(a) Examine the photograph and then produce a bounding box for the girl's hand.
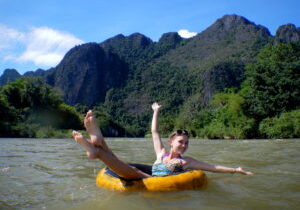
[152,102,162,112]
[235,167,254,175]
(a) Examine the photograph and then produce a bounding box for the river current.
[0,138,299,209]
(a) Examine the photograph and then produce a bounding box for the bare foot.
[84,110,104,147]
[72,130,100,159]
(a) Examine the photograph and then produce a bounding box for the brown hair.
[168,130,190,143]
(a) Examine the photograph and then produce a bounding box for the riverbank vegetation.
[0,77,83,138]
[0,78,129,138]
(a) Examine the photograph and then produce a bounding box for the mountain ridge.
[1,14,298,80]
[1,14,299,112]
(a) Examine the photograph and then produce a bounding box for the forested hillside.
[1,14,299,138]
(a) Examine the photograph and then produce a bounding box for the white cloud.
[0,24,25,50]
[178,29,197,38]
[0,25,84,67]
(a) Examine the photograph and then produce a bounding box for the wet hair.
[168,130,190,143]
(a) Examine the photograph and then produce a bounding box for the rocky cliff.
[0,69,21,86]
[48,43,129,105]
[1,14,299,110]
[275,24,300,44]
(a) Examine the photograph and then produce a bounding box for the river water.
[0,138,299,210]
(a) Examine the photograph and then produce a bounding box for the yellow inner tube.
[96,167,207,192]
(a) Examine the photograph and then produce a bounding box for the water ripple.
[0,138,299,210]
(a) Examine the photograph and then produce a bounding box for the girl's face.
[169,135,189,155]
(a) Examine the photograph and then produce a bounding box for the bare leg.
[84,110,117,158]
[72,131,150,179]
[84,110,114,155]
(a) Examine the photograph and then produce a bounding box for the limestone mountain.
[275,24,300,44]
[23,69,46,77]
[0,69,21,86]
[99,32,183,71]
[1,14,299,135]
[161,15,271,70]
[48,43,129,105]
[143,15,272,105]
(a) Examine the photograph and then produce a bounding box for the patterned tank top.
[152,153,184,176]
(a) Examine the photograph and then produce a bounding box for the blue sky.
[0,0,299,75]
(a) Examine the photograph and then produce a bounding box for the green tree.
[0,94,18,136]
[93,106,127,137]
[241,42,300,120]
[0,77,83,137]
[259,109,300,138]
[55,104,83,129]
[200,91,255,139]
[2,77,62,109]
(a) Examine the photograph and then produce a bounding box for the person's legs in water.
[72,130,150,179]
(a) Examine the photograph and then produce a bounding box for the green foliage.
[242,42,300,120]
[2,77,62,109]
[9,123,37,138]
[158,115,176,137]
[100,42,299,139]
[0,94,17,121]
[56,104,82,129]
[0,77,83,137]
[1,27,298,139]
[102,60,203,137]
[35,127,73,138]
[259,109,300,138]
[74,103,89,114]
[199,92,255,139]
[96,21,270,137]
[10,17,270,138]
[92,106,128,137]
[174,93,214,137]
[207,61,246,92]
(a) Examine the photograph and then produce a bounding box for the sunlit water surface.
[0,138,299,210]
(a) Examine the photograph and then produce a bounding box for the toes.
[72,130,78,137]
[72,130,84,142]
[84,110,92,122]
[85,116,94,127]
[72,130,80,137]
[86,110,93,118]
[89,116,95,124]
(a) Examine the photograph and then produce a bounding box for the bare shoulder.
[155,148,167,159]
[161,148,167,155]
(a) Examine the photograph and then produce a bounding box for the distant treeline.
[0,42,299,139]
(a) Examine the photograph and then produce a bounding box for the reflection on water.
[0,138,300,209]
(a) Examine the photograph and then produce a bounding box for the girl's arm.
[184,157,253,175]
[151,102,166,157]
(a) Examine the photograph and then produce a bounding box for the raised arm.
[151,102,166,156]
[184,157,253,175]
